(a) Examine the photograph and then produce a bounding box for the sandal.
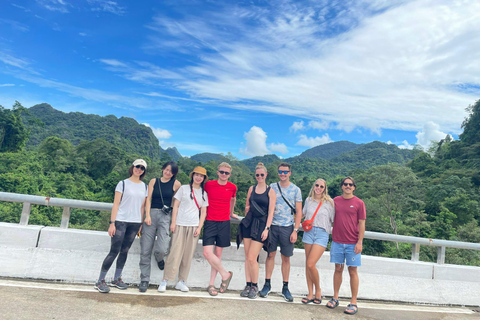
[326,298,339,309]
[207,285,218,296]
[344,304,358,315]
[301,297,314,304]
[219,271,233,293]
[313,298,322,305]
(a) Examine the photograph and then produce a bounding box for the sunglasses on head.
[343,182,354,187]
[315,184,325,189]
[256,173,265,177]
[135,165,145,171]
[218,170,231,175]
[278,170,290,174]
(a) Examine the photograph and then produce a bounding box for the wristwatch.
[294,228,298,232]
[109,221,115,224]
[265,226,271,230]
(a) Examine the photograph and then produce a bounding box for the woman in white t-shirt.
[94,159,148,293]
[158,166,209,293]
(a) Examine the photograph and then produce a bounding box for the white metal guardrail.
[1,191,479,264]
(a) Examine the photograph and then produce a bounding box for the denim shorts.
[329,241,361,267]
[302,227,329,248]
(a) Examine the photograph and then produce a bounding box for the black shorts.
[266,225,294,257]
[202,220,231,248]
[241,219,267,244]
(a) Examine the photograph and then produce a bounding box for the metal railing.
[1,191,479,264]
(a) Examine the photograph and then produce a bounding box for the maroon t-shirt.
[332,196,366,244]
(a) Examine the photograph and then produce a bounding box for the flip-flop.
[301,297,314,304]
[313,298,322,305]
[326,298,339,309]
[344,304,358,315]
[219,271,233,293]
[207,285,218,296]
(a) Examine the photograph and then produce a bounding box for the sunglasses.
[278,170,290,174]
[218,170,231,175]
[135,165,145,171]
[343,182,354,187]
[256,173,265,177]
[315,184,325,189]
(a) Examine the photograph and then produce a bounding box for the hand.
[290,231,297,244]
[231,213,239,220]
[354,242,363,254]
[144,216,151,226]
[170,224,176,233]
[194,227,201,237]
[108,224,116,237]
[261,229,269,241]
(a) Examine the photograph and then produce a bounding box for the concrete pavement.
[0,278,478,320]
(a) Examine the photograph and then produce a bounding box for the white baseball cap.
[133,159,147,169]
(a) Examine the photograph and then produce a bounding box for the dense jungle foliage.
[1,100,479,266]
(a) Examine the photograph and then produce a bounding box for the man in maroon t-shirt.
[202,162,238,296]
[326,176,366,315]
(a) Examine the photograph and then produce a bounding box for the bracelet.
[109,221,115,224]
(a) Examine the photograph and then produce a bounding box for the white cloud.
[144,1,480,135]
[397,140,414,150]
[269,143,288,154]
[240,126,270,156]
[415,121,449,150]
[0,84,15,87]
[290,120,305,132]
[87,0,126,15]
[296,134,333,147]
[308,120,330,131]
[142,123,172,139]
[79,32,87,37]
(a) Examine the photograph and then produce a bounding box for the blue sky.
[1,0,479,158]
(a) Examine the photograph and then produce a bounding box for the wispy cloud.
[142,0,480,135]
[296,133,333,147]
[99,59,183,84]
[87,0,126,15]
[0,84,15,87]
[36,0,70,13]
[0,19,29,32]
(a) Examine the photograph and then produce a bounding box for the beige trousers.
[163,225,199,281]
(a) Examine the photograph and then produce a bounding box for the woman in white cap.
[158,166,209,293]
[94,159,148,293]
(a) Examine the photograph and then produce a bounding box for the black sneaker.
[259,282,271,298]
[94,279,110,293]
[248,286,259,299]
[139,281,149,292]
[240,285,250,297]
[158,260,165,270]
[110,277,128,290]
[282,286,294,302]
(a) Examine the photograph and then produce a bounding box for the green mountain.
[22,103,163,160]
[241,154,281,171]
[297,140,360,160]
[190,152,229,163]
[164,147,182,161]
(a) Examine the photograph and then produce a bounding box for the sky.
[1,0,480,158]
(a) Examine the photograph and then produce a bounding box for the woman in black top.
[239,162,276,299]
[139,161,181,292]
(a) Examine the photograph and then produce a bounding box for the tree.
[460,99,480,145]
[0,101,29,152]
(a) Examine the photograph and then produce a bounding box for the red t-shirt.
[332,196,366,244]
[204,180,237,221]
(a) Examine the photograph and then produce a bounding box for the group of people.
[94,159,366,316]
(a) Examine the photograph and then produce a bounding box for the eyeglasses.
[218,171,231,175]
[135,165,145,171]
[315,184,325,189]
[278,170,290,174]
[256,173,265,177]
[343,182,354,187]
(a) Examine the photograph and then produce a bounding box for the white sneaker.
[158,280,167,292]
[175,280,189,292]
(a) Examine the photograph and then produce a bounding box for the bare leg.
[333,263,344,299]
[281,254,290,282]
[264,251,276,279]
[348,266,359,306]
[246,241,264,283]
[203,245,230,287]
[306,244,326,299]
[304,243,314,299]
[243,239,252,283]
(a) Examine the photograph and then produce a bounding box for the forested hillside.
[1,100,479,266]
[297,140,360,159]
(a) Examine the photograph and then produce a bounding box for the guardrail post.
[60,207,71,229]
[19,202,31,225]
[411,243,420,261]
[437,246,446,264]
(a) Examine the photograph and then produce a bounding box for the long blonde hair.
[307,178,334,206]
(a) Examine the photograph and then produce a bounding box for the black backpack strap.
[277,182,295,215]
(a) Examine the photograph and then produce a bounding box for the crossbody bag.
[276,182,296,215]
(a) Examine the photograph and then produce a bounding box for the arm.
[170,180,182,209]
[355,219,366,254]
[261,188,276,241]
[144,179,156,226]
[139,194,146,235]
[244,186,253,215]
[195,205,207,237]
[170,199,181,234]
[290,200,303,243]
[108,191,122,237]
[230,196,238,220]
